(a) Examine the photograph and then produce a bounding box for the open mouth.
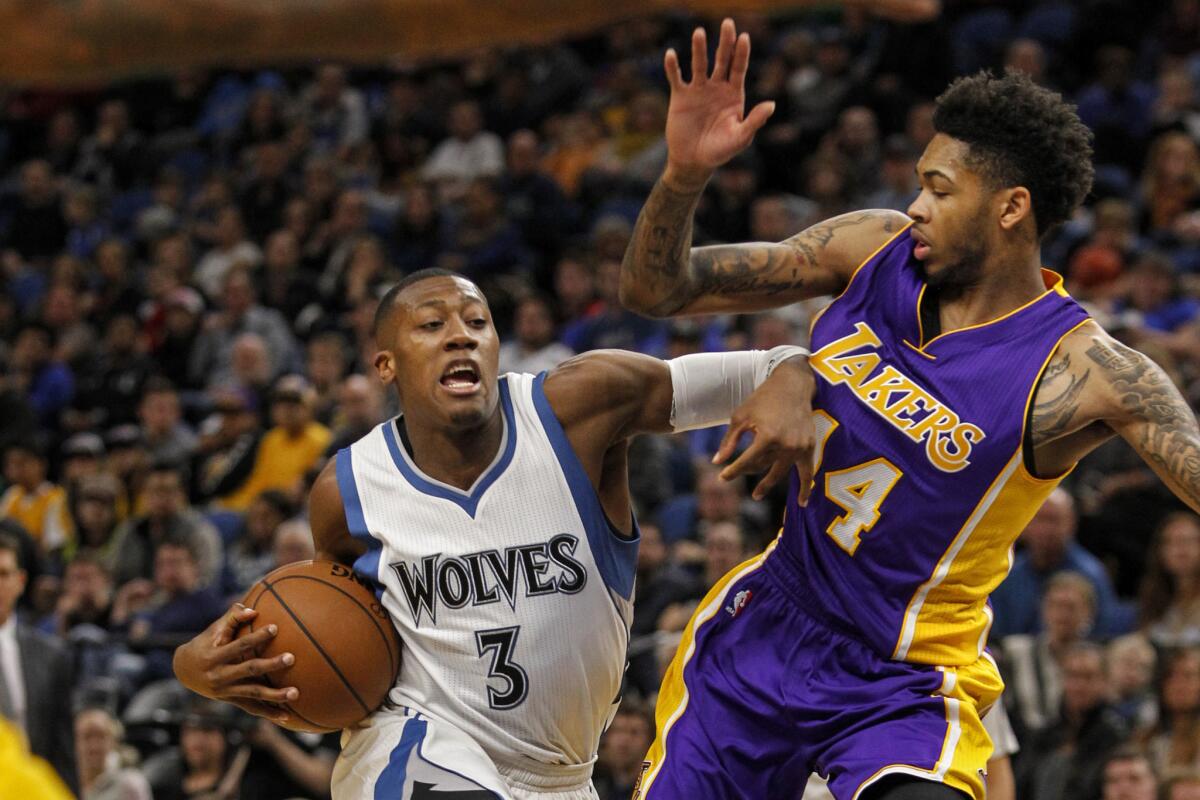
[910,230,931,261]
[440,361,481,395]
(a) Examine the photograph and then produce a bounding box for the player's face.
[907,134,994,294]
[375,277,501,432]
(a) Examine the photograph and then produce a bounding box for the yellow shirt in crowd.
[218,422,332,511]
[0,483,73,551]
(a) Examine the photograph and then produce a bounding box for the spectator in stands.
[499,293,574,375]
[1101,749,1158,800]
[71,473,124,565]
[1143,648,1200,774]
[6,159,67,262]
[112,534,225,685]
[991,489,1130,639]
[194,386,264,506]
[59,433,107,492]
[0,531,75,788]
[154,286,206,391]
[74,705,152,800]
[238,715,337,800]
[436,177,528,278]
[1002,572,1098,736]
[305,331,349,426]
[151,699,244,800]
[326,373,384,455]
[138,378,197,468]
[111,462,222,588]
[1166,772,1200,800]
[226,490,295,594]
[1140,131,1200,238]
[40,553,114,637]
[502,128,577,267]
[190,266,299,389]
[72,100,146,194]
[271,518,315,568]
[593,702,654,800]
[68,314,154,432]
[1016,642,1129,800]
[213,374,330,510]
[422,99,505,199]
[194,205,262,300]
[4,323,74,431]
[1142,512,1200,648]
[258,229,318,328]
[866,134,920,212]
[300,64,369,158]
[1,438,72,558]
[1108,633,1159,731]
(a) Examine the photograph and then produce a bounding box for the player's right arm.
[618,18,909,318]
[173,460,361,724]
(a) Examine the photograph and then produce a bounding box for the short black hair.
[933,71,1094,237]
[373,268,469,336]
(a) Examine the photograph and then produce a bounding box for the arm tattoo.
[1030,352,1091,446]
[623,173,900,315]
[1086,337,1200,508]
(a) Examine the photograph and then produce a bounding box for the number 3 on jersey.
[475,626,529,710]
[810,411,902,555]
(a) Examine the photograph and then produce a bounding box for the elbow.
[618,278,654,317]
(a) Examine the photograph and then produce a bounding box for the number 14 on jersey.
[810,411,902,555]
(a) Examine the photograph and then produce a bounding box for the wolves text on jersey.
[810,321,986,473]
[389,533,588,626]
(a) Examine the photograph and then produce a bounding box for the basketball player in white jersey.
[174,269,816,799]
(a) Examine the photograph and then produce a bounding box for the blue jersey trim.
[372,716,425,799]
[336,447,384,600]
[381,377,517,519]
[530,371,638,600]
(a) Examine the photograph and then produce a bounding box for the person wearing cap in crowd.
[69,472,125,566]
[0,438,73,559]
[60,432,107,488]
[104,424,151,518]
[210,375,330,511]
[110,461,223,589]
[194,385,264,508]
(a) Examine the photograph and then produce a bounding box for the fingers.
[218,623,277,661]
[730,32,751,87]
[711,18,736,81]
[690,27,707,84]
[796,459,814,507]
[740,101,777,135]
[718,436,767,483]
[212,649,295,686]
[212,604,256,647]
[229,699,293,726]
[752,460,792,502]
[221,679,299,705]
[664,48,684,91]
[712,420,750,466]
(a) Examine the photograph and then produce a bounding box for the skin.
[174,274,815,724]
[621,17,1200,494]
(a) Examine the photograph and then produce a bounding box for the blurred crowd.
[2,1,1200,798]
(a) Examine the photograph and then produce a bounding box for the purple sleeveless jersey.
[774,224,1091,666]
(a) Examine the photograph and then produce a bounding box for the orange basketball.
[238,560,402,733]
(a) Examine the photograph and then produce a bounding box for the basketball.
[237,560,402,733]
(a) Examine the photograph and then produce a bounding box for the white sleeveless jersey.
[334,372,637,774]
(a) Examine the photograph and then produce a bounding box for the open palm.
[664,19,775,176]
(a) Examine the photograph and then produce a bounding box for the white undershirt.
[0,614,27,735]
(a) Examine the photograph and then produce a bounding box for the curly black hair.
[933,71,1094,237]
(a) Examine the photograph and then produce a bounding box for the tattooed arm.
[619,18,910,317]
[1029,322,1200,511]
[620,186,909,317]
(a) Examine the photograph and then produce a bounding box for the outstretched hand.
[663,18,776,187]
[172,603,299,726]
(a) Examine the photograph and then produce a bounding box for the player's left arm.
[1044,326,1200,513]
[543,347,816,500]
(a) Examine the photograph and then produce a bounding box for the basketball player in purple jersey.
[621,19,1200,800]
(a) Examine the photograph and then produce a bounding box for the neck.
[80,761,105,788]
[936,248,1046,333]
[402,408,504,492]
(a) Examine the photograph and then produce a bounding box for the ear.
[374,349,396,384]
[998,186,1034,232]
